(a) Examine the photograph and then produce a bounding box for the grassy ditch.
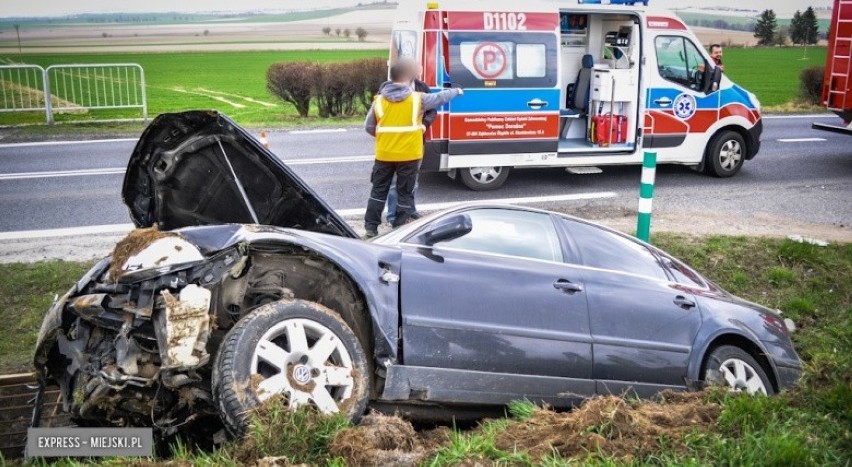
[2,234,849,465]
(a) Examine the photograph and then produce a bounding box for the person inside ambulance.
[363,63,463,238]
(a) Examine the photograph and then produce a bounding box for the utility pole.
[14,24,21,53]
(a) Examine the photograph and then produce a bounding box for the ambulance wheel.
[704,131,745,177]
[459,166,511,191]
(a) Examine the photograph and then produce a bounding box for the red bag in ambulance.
[590,114,628,147]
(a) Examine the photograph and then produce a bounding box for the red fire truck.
[814,0,852,134]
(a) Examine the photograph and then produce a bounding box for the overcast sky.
[0,0,832,18]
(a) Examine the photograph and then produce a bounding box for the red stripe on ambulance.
[450,113,560,140]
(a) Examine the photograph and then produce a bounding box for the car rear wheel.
[459,166,511,191]
[704,130,746,177]
[704,345,774,395]
[213,299,370,437]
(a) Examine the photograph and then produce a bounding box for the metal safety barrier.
[0,64,50,122]
[0,63,147,124]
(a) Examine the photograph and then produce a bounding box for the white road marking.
[0,192,618,240]
[762,114,836,119]
[0,156,375,180]
[287,155,373,165]
[0,167,126,181]
[289,129,348,134]
[0,223,136,241]
[0,138,138,148]
[777,138,827,143]
[336,192,619,216]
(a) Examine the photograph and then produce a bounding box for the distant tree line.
[754,7,820,46]
[321,26,369,41]
[681,18,755,33]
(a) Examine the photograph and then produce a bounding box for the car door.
[559,218,702,396]
[445,12,561,159]
[645,34,719,152]
[398,208,593,392]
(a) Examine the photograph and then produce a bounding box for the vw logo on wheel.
[292,364,312,384]
[673,93,697,120]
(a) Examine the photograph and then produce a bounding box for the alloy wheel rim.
[719,140,742,171]
[251,318,355,413]
[719,357,767,395]
[469,166,501,184]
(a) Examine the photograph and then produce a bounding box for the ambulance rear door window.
[449,32,556,88]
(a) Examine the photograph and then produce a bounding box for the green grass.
[1,234,849,464]
[723,47,826,107]
[0,50,385,126]
[0,261,93,373]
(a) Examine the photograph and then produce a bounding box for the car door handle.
[553,279,583,294]
[654,97,672,107]
[673,295,696,309]
[527,98,548,110]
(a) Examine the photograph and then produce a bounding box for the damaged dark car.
[33,111,802,442]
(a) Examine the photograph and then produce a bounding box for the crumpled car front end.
[33,229,247,439]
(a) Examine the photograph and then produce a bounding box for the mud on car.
[33,111,801,442]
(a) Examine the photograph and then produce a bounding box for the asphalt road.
[0,115,849,234]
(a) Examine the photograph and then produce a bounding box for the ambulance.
[390,1,763,190]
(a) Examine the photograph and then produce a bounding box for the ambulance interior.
[558,12,641,154]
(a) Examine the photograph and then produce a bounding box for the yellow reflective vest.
[374,92,425,162]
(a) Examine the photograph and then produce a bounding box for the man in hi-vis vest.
[363,63,462,238]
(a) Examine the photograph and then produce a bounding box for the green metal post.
[636,151,657,242]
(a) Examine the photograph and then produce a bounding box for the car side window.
[435,209,564,262]
[655,36,708,90]
[562,218,668,280]
[658,252,706,288]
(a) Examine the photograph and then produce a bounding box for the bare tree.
[355,27,368,42]
[322,26,331,36]
[343,28,351,39]
[335,28,341,37]
[203,29,210,36]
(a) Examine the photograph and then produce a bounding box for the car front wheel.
[704,345,774,395]
[213,299,370,437]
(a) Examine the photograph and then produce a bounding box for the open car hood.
[123,111,357,238]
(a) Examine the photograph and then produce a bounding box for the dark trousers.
[365,159,419,231]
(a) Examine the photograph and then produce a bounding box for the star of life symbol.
[673,93,697,119]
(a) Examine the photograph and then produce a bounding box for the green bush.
[266,58,387,118]
[799,66,824,105]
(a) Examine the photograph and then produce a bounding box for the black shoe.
[363,229,378,240]
[410,211,422,220]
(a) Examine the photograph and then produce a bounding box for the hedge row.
[266,58,387,118]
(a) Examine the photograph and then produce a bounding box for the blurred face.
[711,46,723,63]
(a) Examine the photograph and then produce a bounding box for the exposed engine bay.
[34,228,369,443]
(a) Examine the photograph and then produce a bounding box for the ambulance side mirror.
[703,67,722,94]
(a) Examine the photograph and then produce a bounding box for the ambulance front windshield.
[391,30,419,62]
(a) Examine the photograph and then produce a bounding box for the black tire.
[703,345,775,395]
[703,130,746,177]
[212,299,370,437]
[458,166,511,191]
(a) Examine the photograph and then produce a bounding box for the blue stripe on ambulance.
[445,88,562,113]
[646,85,755,111]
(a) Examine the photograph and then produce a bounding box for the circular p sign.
[472,42,508,79]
